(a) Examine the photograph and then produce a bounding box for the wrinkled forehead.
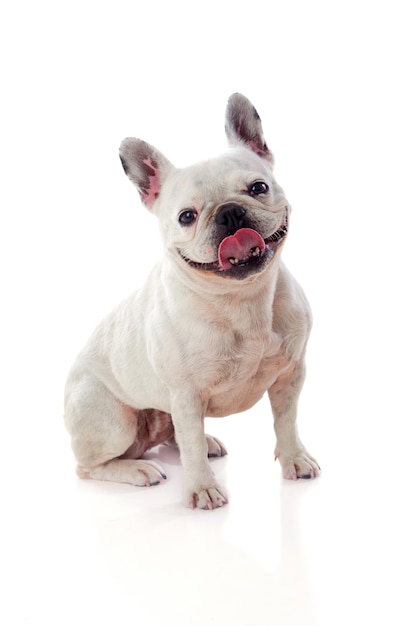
[161,148,273,210]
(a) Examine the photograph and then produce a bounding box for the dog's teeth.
[228,257,239,265]
[251,247,261,257]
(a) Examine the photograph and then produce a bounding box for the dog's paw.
[205,434,228,458]
[131,460,168,486]
[77,458,167,487]
[276,449,320,481]
[185,481,229,510]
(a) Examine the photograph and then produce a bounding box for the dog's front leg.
[268,361,320,480]
[170,394,228,509]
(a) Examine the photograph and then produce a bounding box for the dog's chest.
[205,332,290,417]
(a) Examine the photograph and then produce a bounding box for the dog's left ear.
[225,93,274,165]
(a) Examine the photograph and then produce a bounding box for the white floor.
[2,2,411,625]
[2,333,411,626]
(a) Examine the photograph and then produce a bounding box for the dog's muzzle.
[179,207,289,278]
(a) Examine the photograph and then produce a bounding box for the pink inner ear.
[246,139,268,158]
[234,113,270,159]
[140,157,162,208]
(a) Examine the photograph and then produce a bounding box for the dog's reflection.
[81,469,319,625]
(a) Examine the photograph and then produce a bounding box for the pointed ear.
[225,93,274,164]
[119,138,174,210]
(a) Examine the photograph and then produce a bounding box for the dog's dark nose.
[215,205,246,233]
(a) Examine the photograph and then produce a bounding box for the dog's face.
[120,94,289,280]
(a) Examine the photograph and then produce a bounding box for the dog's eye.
[178,210,198,226]
[249,181,269,195]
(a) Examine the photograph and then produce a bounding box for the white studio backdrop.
[2,0,409,433]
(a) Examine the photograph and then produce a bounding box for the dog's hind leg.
[64,373,167,486]
[205,434,227,458]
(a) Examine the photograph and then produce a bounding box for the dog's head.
[120,94,289,281]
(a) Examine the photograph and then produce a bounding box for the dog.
[64,93,320,509]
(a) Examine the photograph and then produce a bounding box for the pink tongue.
[218,228,265,270]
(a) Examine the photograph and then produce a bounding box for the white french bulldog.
[64,93,319,509]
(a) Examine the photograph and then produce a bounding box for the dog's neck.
[164,251,282,324]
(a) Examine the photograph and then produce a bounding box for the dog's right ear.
[225,93,274,165]
[119,138,174,211]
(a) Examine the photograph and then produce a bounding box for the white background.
[1,1,410,625]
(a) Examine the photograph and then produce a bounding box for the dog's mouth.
[179,208,288,277]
